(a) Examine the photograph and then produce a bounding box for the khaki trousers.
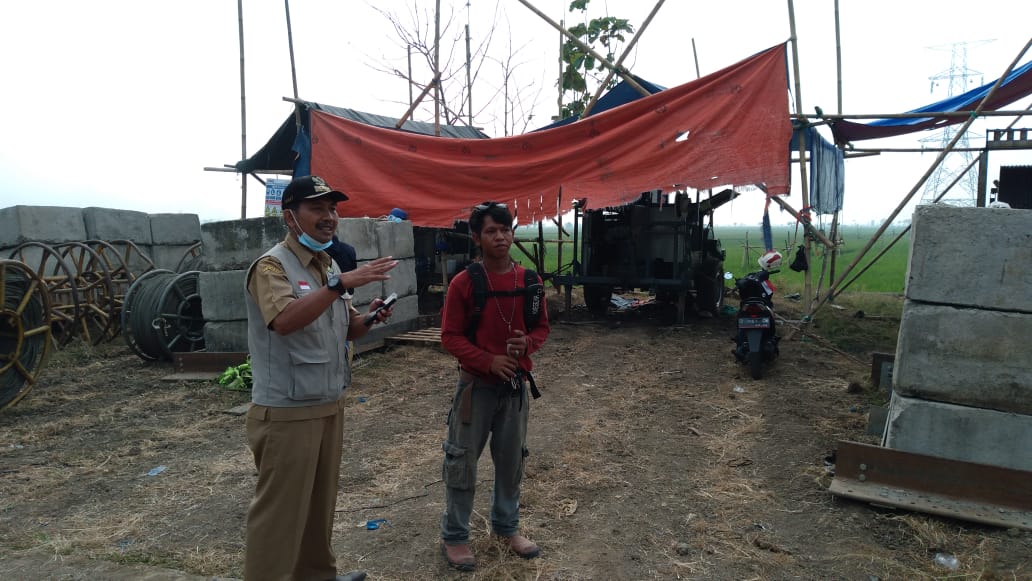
[244,400,345,581]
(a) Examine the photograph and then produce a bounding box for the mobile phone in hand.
[363,293,398,327]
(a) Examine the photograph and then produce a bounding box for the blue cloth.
[762,209,773,251]
[291,125,311,178]
[807,127,844,214]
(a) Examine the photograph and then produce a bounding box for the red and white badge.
[298,280,311,291]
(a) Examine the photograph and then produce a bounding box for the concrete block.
[354,295,420,350]
[894,301,1032,415]
[83,207,152,244]
[882,392,1032,472]
[200,217,287,271]
[203,321,249,353]
[906,205,1032,313]
[199,270,248,321]
[150,244,201,272]
[382,293,419,329]
[383,258,418,297]
[375,220,415,259]
[150,213,202,245]
[337,218,379,260]
[0,206,87,246]
[350,279,385,309]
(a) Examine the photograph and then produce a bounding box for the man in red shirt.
[439,201,551,571]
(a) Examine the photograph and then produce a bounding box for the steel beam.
[830,440,1032,530]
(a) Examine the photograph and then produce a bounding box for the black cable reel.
[122,270,205,361]
[0,259,54,411]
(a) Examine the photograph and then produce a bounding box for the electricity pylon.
[919,40,992,206]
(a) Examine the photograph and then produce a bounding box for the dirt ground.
[1,289,1030,581]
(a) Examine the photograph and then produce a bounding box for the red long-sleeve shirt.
[440,264,550,377]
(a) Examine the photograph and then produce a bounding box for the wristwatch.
[327,274,348,296]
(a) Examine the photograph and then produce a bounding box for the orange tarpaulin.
[313,43,791,227]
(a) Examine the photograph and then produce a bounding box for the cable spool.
[55,241,117,345]
[122,270,206,361]
[7,242,82,346]
[0,259,54,411]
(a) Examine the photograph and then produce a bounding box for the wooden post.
[786,0,813,312]
[465,23,473,126]
[537,220,546,273]
[395,78,437,129]
[691,38,701,79]
[742,231,750,270]
[237,0,247,219]
[433,0,441,136]
[284,0,300,127]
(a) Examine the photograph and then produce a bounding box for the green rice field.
[513,223,911,295]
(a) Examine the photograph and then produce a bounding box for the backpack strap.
[522,269,544,331]
[465,262,488,344]
[465,263,544,345]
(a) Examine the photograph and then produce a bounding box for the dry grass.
[2,311,1030,580]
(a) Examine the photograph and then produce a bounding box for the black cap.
[281,175,348,207]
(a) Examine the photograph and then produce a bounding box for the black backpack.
[464,262,544,344]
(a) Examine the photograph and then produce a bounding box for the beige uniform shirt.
[246,236,359,327]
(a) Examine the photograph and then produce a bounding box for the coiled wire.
[1,259,52,410]
[122,270,205,361]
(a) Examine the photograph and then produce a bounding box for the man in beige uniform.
[243,175,398,581]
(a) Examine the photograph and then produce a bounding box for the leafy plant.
[559,0,635,119]
[218,358,252,392]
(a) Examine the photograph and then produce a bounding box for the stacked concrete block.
[0,205,88,247]
[195,216,420,354]
[199,270,249,352]
[83,207,155,275]
[0,206,88,270]
[883,205,1032,471]
[83,207,152,245]
[200,217,287,271]
[149,213,202,272]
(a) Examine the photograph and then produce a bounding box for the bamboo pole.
[517,0,651,97]
[407,45,413,108]
[284,0,300,128]
[767,195,834,248]
[465,23,472,126]
[581,0,666,117]
[691,38,701,79]
[824,0,843,297]
[808,38,1032,320]
[795,109,1032,120]
[557,19,563,120]
[834,154,980,297]
[833,102,1031,297]
[395,78,437,129]
[786,0,814,312]
[237,0,247,219]
[434,0,441,136]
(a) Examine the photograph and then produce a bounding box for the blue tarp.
[830,59,1032,144]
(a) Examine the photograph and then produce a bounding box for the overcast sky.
[1,1,1029,228]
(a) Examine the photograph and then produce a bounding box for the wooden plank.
[385,327,444,349]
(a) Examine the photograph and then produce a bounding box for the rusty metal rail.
[829,440,1032,531]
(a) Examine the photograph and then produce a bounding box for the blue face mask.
[298,232,332,252]
[288,210,333,252]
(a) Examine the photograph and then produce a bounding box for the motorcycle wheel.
[748,350,764,379]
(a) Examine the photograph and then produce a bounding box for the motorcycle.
[731,251,782,379]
